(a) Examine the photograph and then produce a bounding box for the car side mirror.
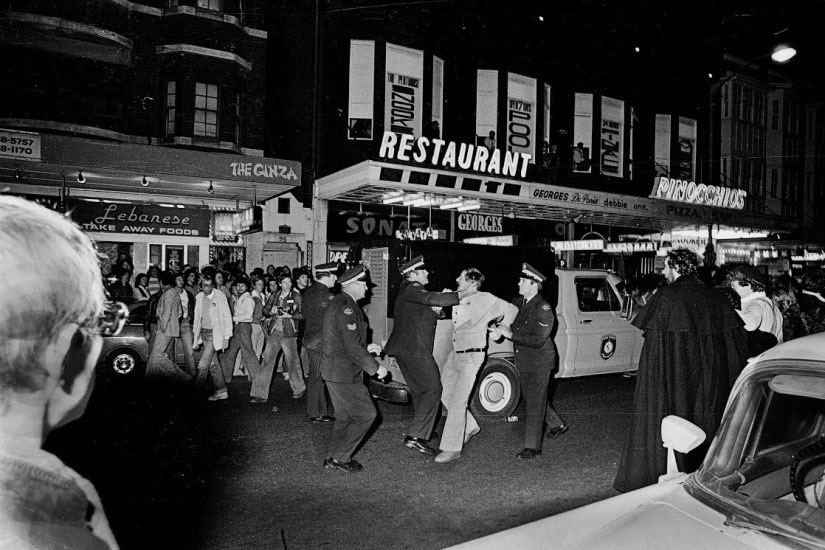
[658,415,706,482]
[620,294,634,320]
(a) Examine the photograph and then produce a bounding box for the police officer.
[489,263,567,459]
[384,255,468,456]
[320,264,387,473]
[301,262,339,422]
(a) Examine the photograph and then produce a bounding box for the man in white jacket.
[435,268,518,464]
[194,274,234,401]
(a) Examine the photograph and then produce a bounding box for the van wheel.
[106,350,145,379]
[470,358,520,419]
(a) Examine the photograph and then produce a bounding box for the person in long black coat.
[613,249,750,492]
[384,256,464,456]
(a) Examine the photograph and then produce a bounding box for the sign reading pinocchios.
[650,176,746,210]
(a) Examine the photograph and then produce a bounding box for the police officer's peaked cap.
[314,261,339,274]
[339,264,367,286]
[400,255,426,275]
[521,263,547,283]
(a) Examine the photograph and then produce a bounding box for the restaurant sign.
[68,200,211,236]
[650,176,746,210]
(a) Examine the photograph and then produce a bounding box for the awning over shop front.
[315,161,788,233]
[0,131,300,206]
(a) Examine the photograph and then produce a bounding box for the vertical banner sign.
[506,73,537,161]
[573,93,593,173]
[385,43,424,137]
[348,40,375,140]
[385,72,421,135]
[475,69,498,145]
[677,117,697,180]
[600,96,624,178]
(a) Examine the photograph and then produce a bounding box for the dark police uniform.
[510,267,562,452]
[384,276,459,440]
[302,279,336,418]
[321,276,380,463]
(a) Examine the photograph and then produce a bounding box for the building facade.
[0,0,301,276]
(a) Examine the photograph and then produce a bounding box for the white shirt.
[738,291,784,343]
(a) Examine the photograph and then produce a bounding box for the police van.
[350,240,643,418]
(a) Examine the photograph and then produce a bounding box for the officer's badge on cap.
[521,263,547,283]
[339,264,367,286]
[314,261,339,274]
[400,255,425,275]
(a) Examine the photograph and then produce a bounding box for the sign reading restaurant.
[650,176,746,210]
[378,131,532,179]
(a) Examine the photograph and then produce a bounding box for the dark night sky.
[316,0,825,101]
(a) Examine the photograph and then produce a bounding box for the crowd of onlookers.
[102,253,318,404]
[624,263,825,347]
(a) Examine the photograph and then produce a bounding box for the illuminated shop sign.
[395,226,446,241]
[604,242,656,253]
[378,131,532,178]
[69,200,210,236]
[457,213,503,233]
[651,176,746,210]
[550,239,604,251]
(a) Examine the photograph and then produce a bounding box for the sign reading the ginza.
[378,131,532,178]
[650,176,746,210]
[68,200,211,236]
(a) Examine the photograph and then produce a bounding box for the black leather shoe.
[404,436,437,456]
[516,448,542,459]
[310,416,334,423]
[323,458,363,473]
[546,424,569,439]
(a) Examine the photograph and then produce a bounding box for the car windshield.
[687,362,825,547]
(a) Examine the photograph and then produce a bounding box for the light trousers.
[439,351,484,452]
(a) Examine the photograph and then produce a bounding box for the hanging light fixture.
[141,175,150,187]
[207,181,214,194]
[76,171,86,184]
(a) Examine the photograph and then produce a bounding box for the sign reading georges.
[651,176,746,210]
[457,213,503,233]
[69,200,210,236]
[378,131,532,178]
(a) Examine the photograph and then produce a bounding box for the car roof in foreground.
[751,331,825,364]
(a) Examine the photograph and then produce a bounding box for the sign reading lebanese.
[379,131,532,178]
[0,128,41,161]
[385,73,422,136]
[68,200,211,236]
[457,213,503,233]
[651,176,746,210]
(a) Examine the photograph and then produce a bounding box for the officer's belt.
[456,348,486,354]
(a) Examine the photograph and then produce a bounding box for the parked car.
[448,332,825,549]
[97,302,204,380]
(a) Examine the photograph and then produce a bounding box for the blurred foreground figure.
[0,196,120,549]
[614,248,749,492]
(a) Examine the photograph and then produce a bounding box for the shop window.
[194,82,218,138]
[277,197,290,214]
[149,244,162,267]
[188,245,200,270]
[197,0,222,11]
[165,81,176,137]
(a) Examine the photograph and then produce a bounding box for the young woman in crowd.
[133,272,151,302]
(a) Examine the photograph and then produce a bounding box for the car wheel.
[470,358,520,419]
[105,349,145,379]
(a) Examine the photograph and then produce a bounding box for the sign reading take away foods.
[68,200,211,236]
[650,176,746,210]
[379,131,532,179]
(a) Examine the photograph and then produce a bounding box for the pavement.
[44,372,636,550]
